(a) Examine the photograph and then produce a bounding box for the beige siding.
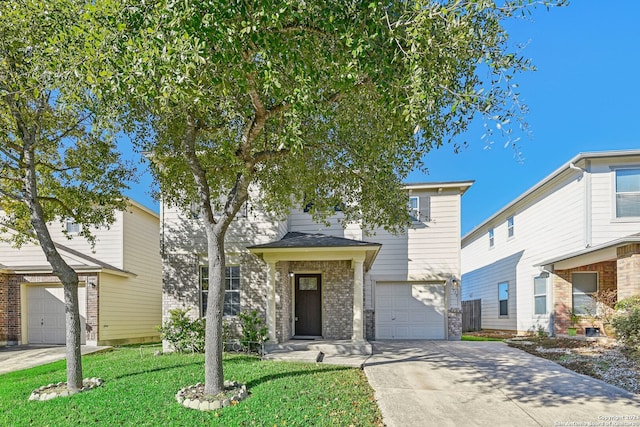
[47,212,125,269]
[98,273,160,343]
[369,189,461,281]
[288,208,362,239]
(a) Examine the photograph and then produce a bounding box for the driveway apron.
[364,341,640,427]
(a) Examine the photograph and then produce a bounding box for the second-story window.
[615,168,640,218]
[489,228,495,247]
[507,216,514,238]
[65,219,80,234]
[409,196,420,221]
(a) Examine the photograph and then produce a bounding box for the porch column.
[352,257,365,342]
[266,260,278,343]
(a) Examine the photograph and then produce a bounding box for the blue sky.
[408,1,640,234]
[124,2,640,235]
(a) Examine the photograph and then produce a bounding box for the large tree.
[0,0,133,391]
[86,0,562,396]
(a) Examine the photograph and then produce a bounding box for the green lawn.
[0,347,382,426]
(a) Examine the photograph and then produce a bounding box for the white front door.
[27,285,86,345]
[375,283,446,339]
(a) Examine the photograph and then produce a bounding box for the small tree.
[0,0,133,391]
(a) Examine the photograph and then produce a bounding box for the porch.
[248,232,381,344]
[263,339,372,367]
[538,235,640,335]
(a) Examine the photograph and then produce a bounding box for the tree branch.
[182,113,217,225]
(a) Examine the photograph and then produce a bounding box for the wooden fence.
[462,299,481,332]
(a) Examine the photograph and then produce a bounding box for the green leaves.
[81,0,562,231]
[0,0,134,244]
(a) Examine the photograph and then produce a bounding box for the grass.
[461,335,504,342]
[0,347,382,426]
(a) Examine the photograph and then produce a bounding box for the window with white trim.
[200,265,241,317]
[507,216,514,238]
[615,168,640,218]
[534,276,547,315]
[572,272,597,316]
[498,282,508,316]
[409,196,420,221]
[489,228,495,247]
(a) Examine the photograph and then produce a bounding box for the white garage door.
[375,283,445,339]
[27,285,86,345]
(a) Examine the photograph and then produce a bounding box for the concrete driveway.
[364,341,640,427]
[0,345,111,375]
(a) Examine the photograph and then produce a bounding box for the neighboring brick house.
[0,200,162,347]
[461,150,640,336]
[161,181,473,349]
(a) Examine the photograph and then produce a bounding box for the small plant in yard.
[158,308,205,353]
[238,310,269,353]
[612,296,640,351]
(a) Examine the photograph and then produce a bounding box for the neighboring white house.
[0,200,162,346]
[161,181,472,349]
[461,150,640,335]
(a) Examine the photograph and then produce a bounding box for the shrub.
[238,310,269,353]
[158,309,205,353]
[612,296,640,350]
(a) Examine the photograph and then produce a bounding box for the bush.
[238,310,269,352]
[158,309,205,353]
[612,296,640,350]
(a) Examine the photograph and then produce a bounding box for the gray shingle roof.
[248,232,381,249]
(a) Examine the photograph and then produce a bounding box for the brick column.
[617,244,640,300]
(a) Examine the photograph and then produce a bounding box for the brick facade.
[617,244,640,300]
[553,261,616,334]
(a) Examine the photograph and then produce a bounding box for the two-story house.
[161,181,472,350]
[0,200,162,347]
[461,150,640,335]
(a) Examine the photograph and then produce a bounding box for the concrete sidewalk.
[0,345,111,375]
[364,341,640,427]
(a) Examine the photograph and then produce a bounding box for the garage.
[27,285,86,345]
[375,282,446,339]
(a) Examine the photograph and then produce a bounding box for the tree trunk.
[24,149,83,392]
[203,223,226,396]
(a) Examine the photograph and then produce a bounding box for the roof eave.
[535,235,640,268]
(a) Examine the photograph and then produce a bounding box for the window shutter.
[420,196,431,222]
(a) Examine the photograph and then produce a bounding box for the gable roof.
[462,149,640,245]
[4,240,134,277]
